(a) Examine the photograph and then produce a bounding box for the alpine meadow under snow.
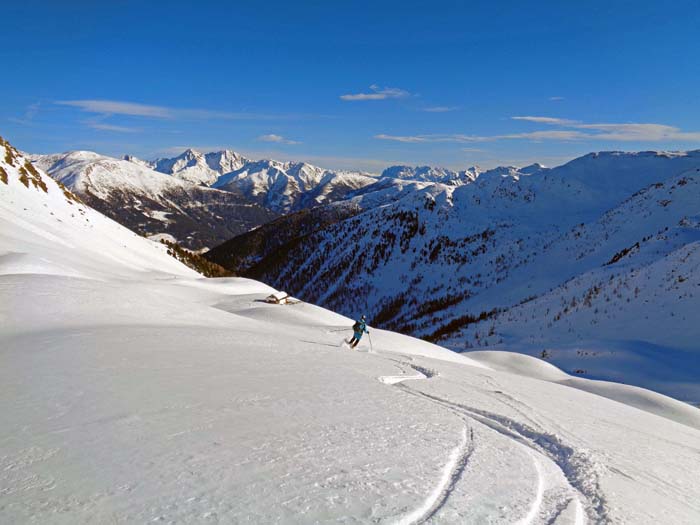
[3,130,700,525]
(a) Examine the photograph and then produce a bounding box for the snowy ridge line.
[411,389,606,524]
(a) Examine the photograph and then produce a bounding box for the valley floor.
[2,274,699,524]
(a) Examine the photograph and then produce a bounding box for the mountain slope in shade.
[31,151,277,250]
[206,150,700,402]
[2,135,700,524]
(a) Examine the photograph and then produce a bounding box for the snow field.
[2,141,700,523]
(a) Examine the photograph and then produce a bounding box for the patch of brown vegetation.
[18,162,48,193]
[1,136,19,167]
[161,240,234,278]
[55,178,83,204]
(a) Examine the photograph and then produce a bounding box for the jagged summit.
[213,158,376,213]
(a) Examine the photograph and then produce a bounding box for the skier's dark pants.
[349,332,362,348]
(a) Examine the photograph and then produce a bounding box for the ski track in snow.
[378,363,437,385]
[410,389,605,524]
[514,450,545,525]
[392,425,474,525]
[377,355,602,524]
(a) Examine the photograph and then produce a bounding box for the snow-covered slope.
[31,151,277,250]
[2,136,700,524]
[207,150,700,402]
[1,138,195,279]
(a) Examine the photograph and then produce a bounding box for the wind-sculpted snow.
[2,134,700,523]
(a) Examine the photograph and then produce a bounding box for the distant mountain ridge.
[31,151,277,250]
[148,148,248,186]
[34,146,476,248]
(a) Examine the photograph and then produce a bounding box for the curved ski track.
[378,357,609,525]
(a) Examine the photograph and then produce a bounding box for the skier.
[348,315,369,348]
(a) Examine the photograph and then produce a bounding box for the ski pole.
[368,332,374,353]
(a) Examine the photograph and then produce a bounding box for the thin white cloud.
[25,102,41,120]
[376,131,584,143]
[57,100,172,118]
[514,117,700,142]
[549,96,565,101]
[88,122,142,133]
[9,102,42,125]
[512,116,577,125]
[422,106,459,113]
[257,134,301,145]
[55,99,296,121]
[574,123,700,142]
[374,134,434,143]
[377,118,700,144]
[340,84,410,101]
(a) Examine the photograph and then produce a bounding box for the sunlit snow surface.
[2,143,700,524]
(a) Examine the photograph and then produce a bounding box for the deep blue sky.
[2,0,699,171]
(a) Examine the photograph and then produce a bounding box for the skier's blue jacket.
[353,320,368,338]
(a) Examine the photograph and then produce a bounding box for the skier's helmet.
[361,315,366,320]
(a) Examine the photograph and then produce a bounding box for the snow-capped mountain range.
[30,146,483,249]
[207,150,700,403]
[3,134,700,524]
[148,148,248,185]
[30,151,277,250]
[144,148,380,212]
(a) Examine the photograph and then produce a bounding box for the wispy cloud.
[422,106,459,113]
[512,117,700,142]
[375,131,583,143]
[549,96,565,101]
[572,123,700,142]
[257,134,301,145]
[511,116,576,125]
[55,99,296,121]
[340,84,410,101]
[377,117,700,144]
[87,122,142,133]
[57,100,172,118]
[374,133,436,143]
[9,102,42,125]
